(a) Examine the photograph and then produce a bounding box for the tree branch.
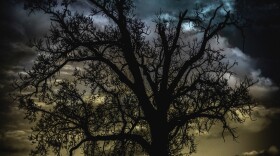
[168,5,230,93]
[69,138,90,156]
[168,112,224,132]
[87,133,151,154]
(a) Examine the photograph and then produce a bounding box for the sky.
[0,0,280,155]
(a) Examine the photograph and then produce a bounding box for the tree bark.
[149,113,169,156]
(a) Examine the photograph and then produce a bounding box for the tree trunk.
[149,115,169,156]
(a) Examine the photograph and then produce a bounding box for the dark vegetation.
[15,0,255,155]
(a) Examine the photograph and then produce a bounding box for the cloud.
[1,1,279,156]
[0,1,48,113]
[136,1,279,103]
[249,70,279,99]
[240,145,280,156]
[230,106,280,133]
[0,129,32,156]
[208,35,279,99]
[268,146,280,155]
[195,105,280,140]
[242,150,262,156]
[135,0,280,105]
[134,0,236,18]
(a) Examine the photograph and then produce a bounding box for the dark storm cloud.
[0,0,50,110]
[1,0,280,155]
[0,129,32,156]
[0,1,31,134]
[133,0,280,92]
[0,1,49,154]
[134,0,235,18]
[134,0,279,100]
[246,2,280,107]
[207,0,280,108]
[0,2,29,134]
[227,0,280,107]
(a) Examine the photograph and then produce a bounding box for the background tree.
[16,0,255,155]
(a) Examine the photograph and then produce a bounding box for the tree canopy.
[16,0,255,155]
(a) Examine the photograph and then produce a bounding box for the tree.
[16,0,255,155]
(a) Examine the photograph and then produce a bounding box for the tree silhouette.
[16,0,255,155]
